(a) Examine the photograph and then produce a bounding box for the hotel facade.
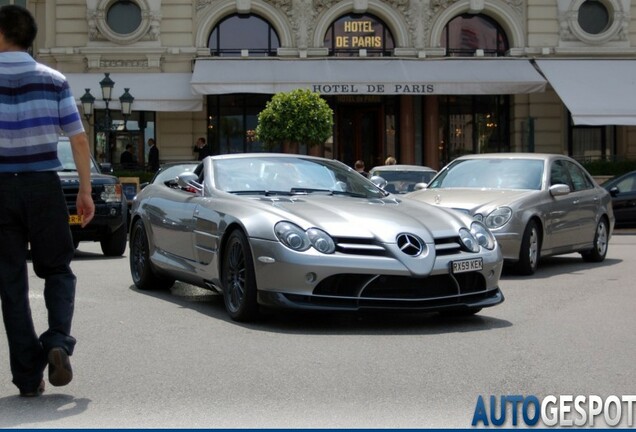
[19,0,636,170]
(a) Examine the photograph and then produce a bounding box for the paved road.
[0,231,635,428]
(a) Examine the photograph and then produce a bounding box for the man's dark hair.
[0,5,37,50]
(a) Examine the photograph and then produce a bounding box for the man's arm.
[69,132,96,228]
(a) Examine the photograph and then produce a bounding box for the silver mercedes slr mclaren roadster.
[128,153,504,321]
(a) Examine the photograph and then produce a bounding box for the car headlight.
[459,228,480,253]
[101,184,122,203]
[484,207,512,229]
[470,221,497,250]
[307,228,336,254]
[275,222,335,254]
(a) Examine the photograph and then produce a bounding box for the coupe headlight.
[307,228,336,254]
[275,222,335,254]
[484,207,512,229]
[459,228,480,253]
[470,221,497,250]
[101,184,122,203]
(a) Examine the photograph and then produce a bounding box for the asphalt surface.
[0,229,634,428]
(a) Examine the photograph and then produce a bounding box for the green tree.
[256,88,334,152]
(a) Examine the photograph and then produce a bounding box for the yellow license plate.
[69,215,83,225]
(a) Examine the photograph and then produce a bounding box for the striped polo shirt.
[0,51,84,173]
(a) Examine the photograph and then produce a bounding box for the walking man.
[147,138,159,172]
[193,136,211,161]
[0,5,95,397]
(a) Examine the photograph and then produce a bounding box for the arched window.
[208,14,280,56]
[439,15,511,162]
[442,14,508,57]
[323,13,394,57]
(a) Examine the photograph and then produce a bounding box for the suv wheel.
[100,223,127,256]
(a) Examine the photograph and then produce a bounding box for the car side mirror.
[99,162,113,174]
[609,186,620,197]
[549,183,570,196]
[177,172,203,193]
[370,175,388,189]
[413,182,427,191]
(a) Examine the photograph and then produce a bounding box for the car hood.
[249,195,472,242]
[57,170,119,185]
[407,188,538,213]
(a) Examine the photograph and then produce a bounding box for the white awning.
[191,58,547,96]
[535,59,636,126]
[65,72,202,112]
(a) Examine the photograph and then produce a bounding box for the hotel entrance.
[336,104,382,169]
[332,96,398,170]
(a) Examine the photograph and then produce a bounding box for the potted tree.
[256,88,334,154]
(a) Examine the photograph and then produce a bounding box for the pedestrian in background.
[193,136,211,161]
[0,4,95,397]
[385,156,397,165]
[147,138,159,172]
[354,160,369,177]
[120,143,135,168]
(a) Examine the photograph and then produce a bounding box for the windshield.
[57,138,100,174]
[428,158,544,190]
[212,156,386,198]
[371,169,436,193]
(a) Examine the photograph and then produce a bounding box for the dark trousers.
[0,171,77,391]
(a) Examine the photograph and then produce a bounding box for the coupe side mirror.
[177,172,203,193]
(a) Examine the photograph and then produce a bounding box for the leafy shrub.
[256,89,334,149]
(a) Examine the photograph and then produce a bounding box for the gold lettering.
[351,36,382,48]
[335,36,349,48]
[342,20,375,33]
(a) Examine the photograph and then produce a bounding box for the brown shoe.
[48,347,73,387]
[19,380,45,397]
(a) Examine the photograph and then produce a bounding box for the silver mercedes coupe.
[129,153,504,321]
[407,153,614,275]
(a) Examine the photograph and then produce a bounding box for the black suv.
[57,137,128,256]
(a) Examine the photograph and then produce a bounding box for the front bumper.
[69,202,127,241]
[249,237,504,312]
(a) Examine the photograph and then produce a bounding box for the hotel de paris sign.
[316,18,434,95]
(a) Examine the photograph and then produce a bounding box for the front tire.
[100,223,127,256]
[222,230,259,322]
[515,220,541,275]
[581,218,609,262]
[129,219,174,290]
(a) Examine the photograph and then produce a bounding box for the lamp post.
[119,88,134,130]
[79,73,134,164]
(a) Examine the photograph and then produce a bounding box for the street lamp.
[79,72,134,165]
[80,88,95,122]
[119,88,135,130]
[80,72,134,130]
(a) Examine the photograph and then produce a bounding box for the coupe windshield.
[428,158,544,190]
[213,156,386,198]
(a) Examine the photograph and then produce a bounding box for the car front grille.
[313,272,485,299]
[62,184,104,205]
[280,271,492,310]
[332,236,463,257]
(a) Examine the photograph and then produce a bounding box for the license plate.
[69,215,83,225]
[452,258,483,273]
